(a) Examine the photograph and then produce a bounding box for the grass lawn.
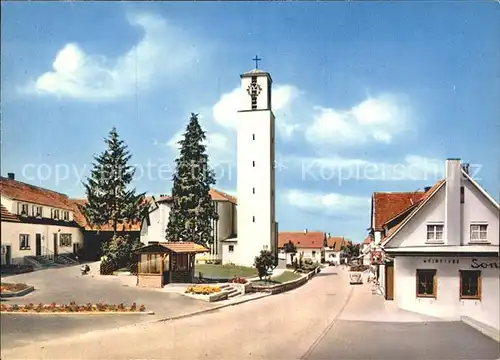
[195,264,257,278]
[252,271,302,285]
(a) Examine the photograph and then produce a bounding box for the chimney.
[445,158,461,246]
[7,173,15,180]
[304,228,307,234]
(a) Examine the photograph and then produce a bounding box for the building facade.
[278,231,326,265]
[1,174,84,265]
[381,159,499,331]
[234,68,278,267]
[324,236,347,265]
[140,189,237,263]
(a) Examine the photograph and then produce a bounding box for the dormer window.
[63,211,70,221]
[32,205,42,218]
[52,209,60,220]
[19,203,29,216]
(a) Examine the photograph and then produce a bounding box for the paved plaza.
[1,263,216,350]
[2,265,498,360]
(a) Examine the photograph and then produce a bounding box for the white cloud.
[164,128,233,166]
[289,154,444,183]
[22,13,198,100]
[284,189,370,216]
[305,94,412,147]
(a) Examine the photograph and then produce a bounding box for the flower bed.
[228,276,248,284]
[0,282,30,293]
[185,285,221,295]
[0,301,146,313]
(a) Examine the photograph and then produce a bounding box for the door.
[35,233,42,256]
[385,262,394,300]
[6,245,12,265]
[53,233,58,256]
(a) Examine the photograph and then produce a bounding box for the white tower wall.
[236,70,277,267]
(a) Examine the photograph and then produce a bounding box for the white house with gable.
[1,173,84,265]
[231,66,278,267]
[381,158,499,332]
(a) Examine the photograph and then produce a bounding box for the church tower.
[236,62,277,267]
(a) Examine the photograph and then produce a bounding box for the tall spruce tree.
[166,113,217,245]
[81,127,147,235]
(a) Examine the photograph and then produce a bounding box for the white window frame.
[426,224,444,243]
[228,245,234,253]
[470,224,488,243]
[63,211,70,221]
[52,209,60,220]
[19,203,29,216]
[59,233,72,247]
[19,234,30,250]
[32,205,42,218]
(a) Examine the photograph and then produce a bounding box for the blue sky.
[2,2,499,243]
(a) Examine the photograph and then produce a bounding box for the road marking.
[300,286,355,360]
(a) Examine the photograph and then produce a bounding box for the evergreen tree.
[166,113,217,245]
[80,127,147,235]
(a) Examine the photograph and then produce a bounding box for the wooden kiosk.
[135,242,208,288]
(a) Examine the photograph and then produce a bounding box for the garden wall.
[251,268,319,295]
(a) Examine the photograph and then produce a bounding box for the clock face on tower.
[247,82,262,97]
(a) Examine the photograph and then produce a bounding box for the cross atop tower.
[252,55,261,69]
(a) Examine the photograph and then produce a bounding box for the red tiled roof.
[1,177,73,210]
[278,231,325,249]
[1,204,20,222]
[160,242,208,253]
[158,189,237,205]
[372,191,426,231]
[378,180,445,231]
[363,235,372,245]
[382,180,445,244]
[326,236,344,249]
[68,198,147,231]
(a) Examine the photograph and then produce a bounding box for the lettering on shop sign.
[423,258,459,264]
[471,258,499,269]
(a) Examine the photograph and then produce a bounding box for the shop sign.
[471,258,499,269]
[371,251,384,265]
[423,258,459,264]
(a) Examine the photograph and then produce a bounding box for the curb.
[0,285,35,298]
[156,270,320,323]
[461,316,500,343]
[156,293,271,322]
[0,310,154,316]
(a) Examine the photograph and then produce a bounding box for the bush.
[100,234,142,274]
[254,250,276,280]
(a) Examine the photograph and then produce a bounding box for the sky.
[1,2,499,243]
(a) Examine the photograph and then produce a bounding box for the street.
[2,266,499,360]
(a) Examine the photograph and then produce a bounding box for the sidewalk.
[339,280,444,323]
